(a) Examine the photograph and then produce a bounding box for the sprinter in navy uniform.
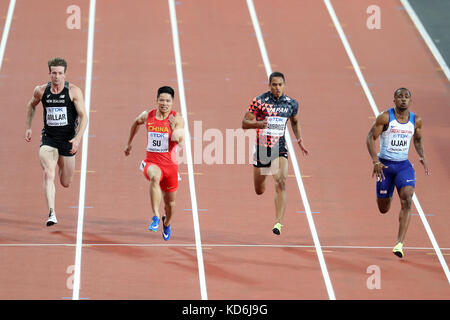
[25,58,88,227]
[367,88,429,258]
[242,72,309,235]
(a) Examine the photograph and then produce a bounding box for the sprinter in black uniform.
[242,72,309,235]
[25,57,88,227]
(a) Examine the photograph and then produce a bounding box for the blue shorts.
[376,158,415,198]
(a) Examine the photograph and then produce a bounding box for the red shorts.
[140,160,179,192]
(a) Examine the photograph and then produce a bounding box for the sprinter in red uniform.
[125,86,184,241]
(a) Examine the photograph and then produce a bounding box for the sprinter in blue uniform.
[367,88,429,258]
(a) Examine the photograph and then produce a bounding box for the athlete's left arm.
[290,114,309,156]
[413,115,429,175]
[171,113,185,145]
[70,86,89,154]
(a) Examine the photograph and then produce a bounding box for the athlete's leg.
[376,163,395,214]
[146,164,163,218]
[377,198,392,214]
[57,155,76,188]
[396,186,414,244]
[39,145,59,212]
[394,160,415,245]
[253,166,268,195]
[271,157,288,224]
[162,190,176,226]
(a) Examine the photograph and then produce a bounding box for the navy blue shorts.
[253,143,288,168]
[376,158,415,198]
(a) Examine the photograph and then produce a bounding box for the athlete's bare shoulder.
[375,110,390,125]
[68,83,83,99]
[68,82,80,90]
[34,83,47,99]
[136,110,149,124]
[414,113,423,129]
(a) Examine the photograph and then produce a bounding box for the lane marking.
[0,0,15,72]
[69,206,94,209]
[2,243,449,250]
[179,171,203,175]
[72,0,96,301]
[324,0,450,284]
[246,0,336,300]
[288,174,311,178]
[168,0,208,300]
[399,0,450,81]
[297,211,320,214]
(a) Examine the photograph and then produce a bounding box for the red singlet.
[140,109,179,192]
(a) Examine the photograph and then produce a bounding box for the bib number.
[147,132,169,152]
[46,107,68,126]
[262,116,287,137]
[387,133,411,153]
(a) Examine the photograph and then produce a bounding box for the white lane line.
[72,0,96,300]
[324,0,450,284]
[246,0,336,300]
[168,0,208,300]
[4,243,448,250]
[400,0,450,81]
[0,0,15,72]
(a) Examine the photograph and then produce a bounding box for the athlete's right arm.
[124,111,147,156]
[366,111,389,180]
[242,111,267,129]
[25,86,44,142]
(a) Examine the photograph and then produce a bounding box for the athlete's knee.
[400,188,413,210]
[60,178,72,188]
[148,171,161,183]
[254,185,265,195]
[147,167,161,184]
[165,200,176,211]
[274,177,286,192]
[400,196,412,210]
[43,167,55,181]
[378,206,389,214]
[377,198,390,214]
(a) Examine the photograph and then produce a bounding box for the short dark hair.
[269,71,285,83]
[394,87,411,98]
[48,57,67,72]
[157,86,175,99]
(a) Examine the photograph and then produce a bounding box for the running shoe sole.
[393,243,404,258]
[148,216,159,232]
[272,223,282,235]
[46,214,57,227]
[46,220,57,227]
[162,216,171,241]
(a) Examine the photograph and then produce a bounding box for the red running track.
[0,0,448,300]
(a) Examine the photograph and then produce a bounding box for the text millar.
[47,113,67,122]
[46,106,68,126]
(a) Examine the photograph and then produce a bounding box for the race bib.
[147,131,169,152]
[386,130,412,153]
[46,106,68,126]
[262,116,288,137]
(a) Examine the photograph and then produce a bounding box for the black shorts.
[253,143,288,168]
[40,132,75,157]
